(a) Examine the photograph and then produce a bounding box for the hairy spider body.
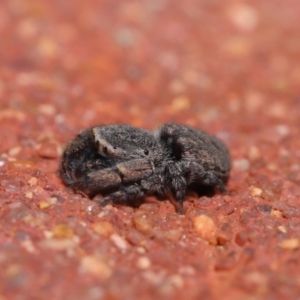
[156,124,230,211]
[60,124,230,213]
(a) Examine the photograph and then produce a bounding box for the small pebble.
[39,236,79,250]
[249,186,262,197]
[216,231,230,245]
[8,146,21,157]
[233,158,250,171]
[25,191,33,199]
[21,240,36,253]
[278,226,287,233]
[52,224,74,239]
[8,160,35,170]
[0,108,26,120]
[110,233,129,251]
[80,255,112,279]
[275,125,290,137]
[167,274,184,288]
[279,238,300,250]
[261,189,278,201]
[192,215,217,245]
[92,221,114,238]
[126,229,145,246]
[142,271,165,285]
[159,274,184,294]
[247,146,261,160]
[37,36,58,58]
[138,203,159,214]
[178,266,196,276]
[170,96,190,112]
[185,207,208,220]
[271,209,282,218]
[267,163,278,171]
[86,204,101,215]
[28,177,38,186]
[133,209,156,235]
[38,201,51,209]
[136,256,151,269]
[227,3,258,31]
[32,186,44,196]
[243,271,268,289]
[37,142,60,159]
[47,197,58,205]
[136,247,146,254]
[38,104,57,115]
[164,229,182,242]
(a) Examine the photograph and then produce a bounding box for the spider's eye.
[144,149,149,155]
[103,146,108,154]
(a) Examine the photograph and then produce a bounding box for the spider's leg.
[72,158,155,197]
[72,167,122,197]
[97,172,164,207]
[180,161,226,192]
[164,162,187,213]
[166,191,185,214]
[116,159,153,183]
[97,184,145,206]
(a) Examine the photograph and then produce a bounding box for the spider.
[60,124,230,213]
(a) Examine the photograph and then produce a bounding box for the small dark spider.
[60,124,231,213]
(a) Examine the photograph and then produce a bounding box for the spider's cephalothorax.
[60,124,231,213]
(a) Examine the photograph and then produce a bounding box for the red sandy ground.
[1,0,300,299]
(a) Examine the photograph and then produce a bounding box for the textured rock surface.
[1,0,300,299]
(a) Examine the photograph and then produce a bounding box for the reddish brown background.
[1,0,300,299]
